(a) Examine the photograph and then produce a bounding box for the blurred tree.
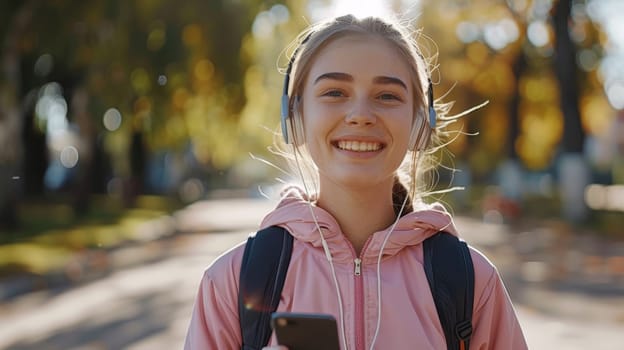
[551,0,590,222]
[407,0,617,224]
[416,0,526,180]
[238,1,308,158]
[417,0,608,174]
[0,0,35,230]
[552,0,584,154]
[0,0,615,231]
[0,0,295,229]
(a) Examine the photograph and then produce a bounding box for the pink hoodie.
[185,188,527,349]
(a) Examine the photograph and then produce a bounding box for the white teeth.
[337,140,381,152]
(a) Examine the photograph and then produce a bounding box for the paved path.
[0,198,622,349]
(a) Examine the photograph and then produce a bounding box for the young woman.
[185,14,527,350]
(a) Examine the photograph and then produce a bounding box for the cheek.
[301,105,333,140]
[302,120,328,161]
[390,112,415,144]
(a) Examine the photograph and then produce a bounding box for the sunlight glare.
[309,0,396,22]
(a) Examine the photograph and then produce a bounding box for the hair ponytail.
[392,175,413,217]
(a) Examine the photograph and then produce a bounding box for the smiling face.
[299,34,415,191]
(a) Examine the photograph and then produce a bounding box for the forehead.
[306,35,413,86]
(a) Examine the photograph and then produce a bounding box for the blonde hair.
[275,14,463,211]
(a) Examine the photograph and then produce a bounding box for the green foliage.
[2,0,294,174]
[2,0,616,186]
[415,0,609,171]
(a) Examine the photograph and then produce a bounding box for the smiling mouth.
[335,140,383,152]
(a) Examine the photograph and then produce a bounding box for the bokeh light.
[251,4,290,39]
[606,81,624,110]
[103,108,122,132]
[527,21,550,47]
[483,18,519,50]
[308,0,394,22]
[60,146,79,168]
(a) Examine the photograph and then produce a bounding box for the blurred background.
[0,0,623,349]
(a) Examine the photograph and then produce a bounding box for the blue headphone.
[280,35,436,151]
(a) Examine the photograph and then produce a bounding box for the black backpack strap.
[423,232,475,350]
[238,226,294,350]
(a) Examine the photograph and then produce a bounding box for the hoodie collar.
[260,186,459,264]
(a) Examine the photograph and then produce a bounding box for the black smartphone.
[270,312,341,350]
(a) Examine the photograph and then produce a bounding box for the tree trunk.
[498,49,528,204]
[0,1,35,230]
[71,86,95,216]
[123,131,146,207]
[552,0,590,222]
[21,57,48,197]
[553,0,585,153]
[508,51,526,161]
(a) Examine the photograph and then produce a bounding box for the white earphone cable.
[292,145,349,350]
[308,205,349,350]
[369,189,410,349]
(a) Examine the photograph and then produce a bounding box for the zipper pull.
[354,258,362,276]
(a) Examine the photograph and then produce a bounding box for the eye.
[322,89,345,97]
[377,93,402,101]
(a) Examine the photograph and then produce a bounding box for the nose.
[345,98,376,126]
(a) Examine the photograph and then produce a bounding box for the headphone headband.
[280,34,312,144]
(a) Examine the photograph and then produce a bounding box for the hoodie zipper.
[354,258,362,275]
[351,239,373,350]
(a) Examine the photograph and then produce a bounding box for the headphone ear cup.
[281,95,305,145]
[283,96,305,146]
[281,94,293,144]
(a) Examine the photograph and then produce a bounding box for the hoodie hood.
[260,186,459,264]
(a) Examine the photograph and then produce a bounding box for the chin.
[327,171,392,190]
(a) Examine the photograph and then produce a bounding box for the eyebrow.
[373,76,408,90]
[314,72,353,84]
[314,72,408,91]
